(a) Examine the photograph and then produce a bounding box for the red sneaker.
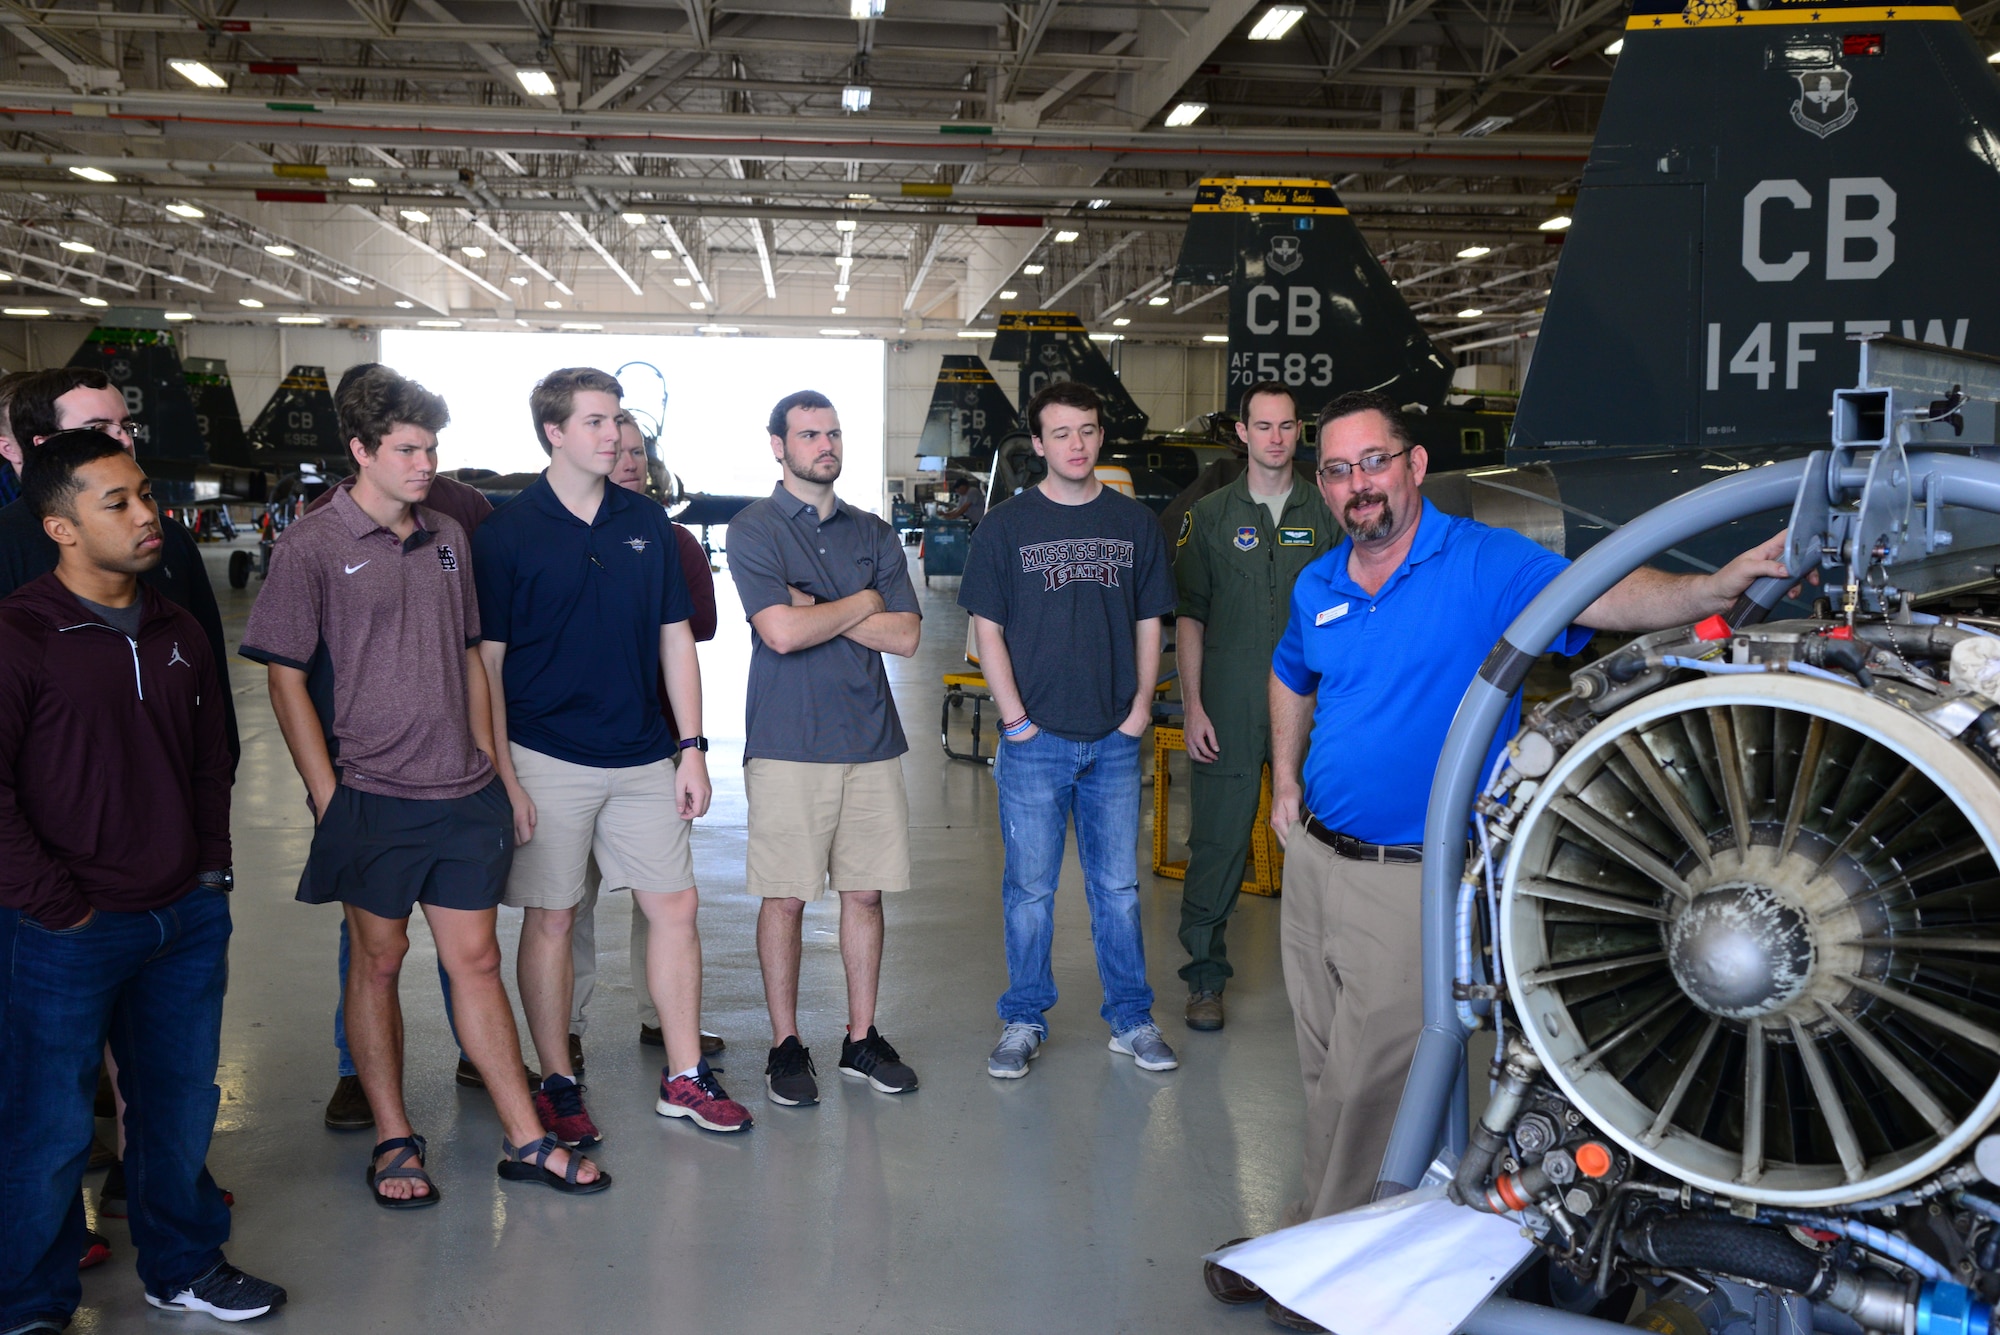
[655,1062,753,1133]
[533,1076,603,1148]
[79,1232,110,1270]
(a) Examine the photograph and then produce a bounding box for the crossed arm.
[750,585,920,658]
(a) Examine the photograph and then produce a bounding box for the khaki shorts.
[744,757,911,902]
[503,744,696,910]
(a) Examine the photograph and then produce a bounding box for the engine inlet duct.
[1499,648,2000,1207]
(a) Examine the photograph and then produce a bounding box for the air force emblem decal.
[1792,65,1857,139]
[1267,234,1303,276]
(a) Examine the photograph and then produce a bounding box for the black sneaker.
[146,1262,287,1322]
[764,1036,819,1106]
[839,1026,918,1094]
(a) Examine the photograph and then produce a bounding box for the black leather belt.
[1303,814,1422,864]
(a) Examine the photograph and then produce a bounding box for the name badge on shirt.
[1315,602,1350,626]
[1278,527,1315,546]
[1234,526,1259,551]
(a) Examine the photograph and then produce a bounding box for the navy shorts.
[298,778,514,919]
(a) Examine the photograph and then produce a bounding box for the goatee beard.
[1346,493,1394,541]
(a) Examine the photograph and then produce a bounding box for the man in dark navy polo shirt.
[475,367,750,1140]
[1261,390,1791,1245]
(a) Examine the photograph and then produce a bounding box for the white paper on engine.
[1206,1186,1535,1335]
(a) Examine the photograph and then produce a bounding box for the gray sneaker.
[987,1023,1043,1079]
[1110,1022,1179,1071]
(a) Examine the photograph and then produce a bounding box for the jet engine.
[1458,612,2000,1333]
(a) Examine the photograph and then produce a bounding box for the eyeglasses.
[1317,446,1410,483]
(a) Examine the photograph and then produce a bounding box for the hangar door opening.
[379,330,889,514]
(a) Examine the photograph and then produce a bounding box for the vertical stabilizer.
[248,365,345,463]
[1513,0,2000,459]
[1174,177,1454,417]
[917,354,1020,464]
[990,311,1150,442]
[183,357,249,468]
[66,328,207,463]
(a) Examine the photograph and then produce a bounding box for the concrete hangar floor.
[73,537,1306,1334]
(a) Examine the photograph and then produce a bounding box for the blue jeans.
[993,726,1155,1034]
[0,891,234,1328]
[334,916,462,1077]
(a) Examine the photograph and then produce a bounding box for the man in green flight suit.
[1173,380,1335,1032]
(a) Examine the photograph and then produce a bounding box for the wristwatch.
[198,868,235,892]
[679,736,710,753]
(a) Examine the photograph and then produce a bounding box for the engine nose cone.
[1667,884,1817,1020]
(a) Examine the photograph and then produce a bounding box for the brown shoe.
[324,1073,375,1131]
[455,1058,540,1090]
[1185,991,1225,1032]
[1265,1297,1328,1332]
[568,1032,586,1077]
[87,1131,118,1169]
[641,1026,726,1057]
[701,1030,726,1057]
[1204,1238,1262,1305]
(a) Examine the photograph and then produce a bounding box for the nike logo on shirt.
[344,561,371,575]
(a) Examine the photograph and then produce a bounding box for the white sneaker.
[1110,1022,1179,1071]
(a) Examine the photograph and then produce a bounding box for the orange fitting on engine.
[1574,1142,1613,1179]
[1490,1174,1532,1213]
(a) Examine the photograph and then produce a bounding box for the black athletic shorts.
[298,778,514,918]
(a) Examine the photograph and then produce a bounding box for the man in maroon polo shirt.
[243,365,607,1205]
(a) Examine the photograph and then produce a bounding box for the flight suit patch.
[1234,526,1259,551]
[1177,511,1192,547]
[1278,527,1315,546]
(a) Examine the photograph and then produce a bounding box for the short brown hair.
[1238,380,1298,421]
[1025,379,1102,439]
[9,366,111,446]
[1317,389,1416,452]
[530,367,623,455]
[336,363,449,456]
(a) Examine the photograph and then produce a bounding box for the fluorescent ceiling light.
[698,324,741,334]
[278,315,324,324]
[544,300,562,309]
[560,322,604,330]
[1148,295,1171,306]
[621,212,647,225]
[842,85,872,113]
[835,219,857,231]
[1164,101,1208,127]
[831,306,846,314]
[264,244,297,257]
[1248,4,1307,40]
[848,192,873,201]
[820,328,861,337]
[348,177,378,188]
[1457,308,1485,318]
[1461,114,1514,138]
[339,275,361,284]
[1111,317,1131,327]
[60,240,95,254]
[4,308,50,317]
[166,203,204,219]
[1054,230,1080,243]
[1201,334,1229,343]
[1456,245,1492,259]
[1990,48,2000,62]
[651,249,674,259]
[169,59,227,89]
[999,289,1018,299]
[689,301,706,310]
[80,296,109,307]
[394,300,414,309]
[850,0,886,17]
[955,330,992,339]
[460,245,487,258]
[238,297,264,308]
[1538,215,1572,232]
[673,277,692,287]
[165,311,194,321]
[418,319,463,328]
[399,209,430,223]
[1090,332,1124,341]
[1087,198,1109,209]
[515,69,557,97]
[69,166,116,183]
[1605,36,1625,55]
[1022,263,1044,275]
[509,275,529,285]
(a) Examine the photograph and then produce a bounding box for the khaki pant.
[569,867,657,1034]
[1279,829,1424,1221]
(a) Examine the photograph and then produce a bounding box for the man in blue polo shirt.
[1263,389,1790,1241]
[474,367,750,1142]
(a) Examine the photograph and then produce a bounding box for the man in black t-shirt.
[959,380,1179,1080]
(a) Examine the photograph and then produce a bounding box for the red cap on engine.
[1693,615,1732,642]
[1574,1142,1614,1179]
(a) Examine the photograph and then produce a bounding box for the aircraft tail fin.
[990,311,1150,442]
[183,357,250,468]
[1173,177,1453,418]
[1511,1,2000,459]
[917,354,1019,465]
[66,328,207,463]
[248,366,344,462]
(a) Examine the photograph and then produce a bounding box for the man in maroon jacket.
[0,430,286,1328]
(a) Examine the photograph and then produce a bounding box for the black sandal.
[497,1134,611,1195]
[366,1134,441,1210]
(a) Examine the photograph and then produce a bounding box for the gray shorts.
[298,778,514,919]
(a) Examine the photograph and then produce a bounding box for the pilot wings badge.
[1791,65,1857,139]
[1268,234,1303,276]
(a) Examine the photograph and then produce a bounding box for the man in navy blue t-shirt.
[959,380,1181,1080]
[474,367,750,1141]
[1262,389,1792,1239]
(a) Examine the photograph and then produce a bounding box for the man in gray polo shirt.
[729,389,922,1107]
